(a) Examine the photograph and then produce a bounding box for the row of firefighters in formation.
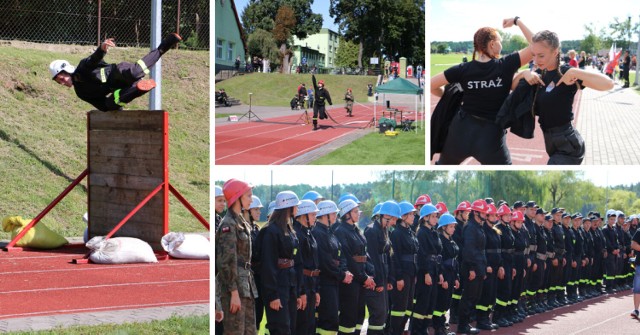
[214,183,637,335]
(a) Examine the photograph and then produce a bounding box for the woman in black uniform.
[365,201,399,334]
[334,199,375,335]
[293,199,320,335]
[312,74,333,131]
[476,204,504,330]
[433,214,460,335]
[261,191,301,335]
[389,202,421,335]
[509,210,529,323]
[457,199,489,335]
[412,203,443,334]
[517,30,613,164]
[313,200,354,335]
[494,204,515,328]
[431,17,534,164]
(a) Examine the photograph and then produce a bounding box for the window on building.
[329,46,332,53]
[227,42,234,61]
[216,39,223,59]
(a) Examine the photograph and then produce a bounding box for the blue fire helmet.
[378,201,401,219]
[419,204,438,220]
[302,191,324,202]
[437,214,457,228]
[398,201,417,217]
[338,193,361,204]
[371,203,383,218]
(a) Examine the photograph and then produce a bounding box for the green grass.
[217,72,379,107]
[431,53,472,76]
[7,314,209,335]
[310,122,425,165]
[215,113,235,119]
[0,44,209,240]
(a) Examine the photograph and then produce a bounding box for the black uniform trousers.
[437,110,512,165]
[106,49,162,110]
[592,251,605,291]
[476,270,498,322]
[548,259,564,299]
[568,261,580,297]
[433,278,455,330]
[458,265,484,327]
[543,124,585,165]
[265,281,297,335]
[313,104,327,127]
[296,286,317,335]
[496,264,513,314]
[411,269,439,334]
[316,281,339,334]
[562,256,572,296]
[511,260,526,307]
[365,285,388,334]
[532,258,545,300]
[605,253,619,291]
[338,281,366,335]
[389,273,415,335]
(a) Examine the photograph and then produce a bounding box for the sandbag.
[2,216,68,249]
[161,232,210,260]
[87,236,158,264]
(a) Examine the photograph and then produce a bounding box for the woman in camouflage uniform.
[216,178,258,335]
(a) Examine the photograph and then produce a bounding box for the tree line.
[241,0,425,73]
[216,171,640,226]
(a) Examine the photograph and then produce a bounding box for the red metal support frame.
[3,169,88,252]
[169,183,210,230]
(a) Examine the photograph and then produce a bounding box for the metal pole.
[150,0,162,110]
[176,0,181,39]
[97,0,102,46]
[455,172,459,205]
[331,170,334,201]
[392,171,396,199]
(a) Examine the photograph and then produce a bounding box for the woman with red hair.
[431,17,534,165]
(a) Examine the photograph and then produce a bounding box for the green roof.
[375,77,424,95]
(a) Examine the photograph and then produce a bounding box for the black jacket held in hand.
[495,79,536,139]
[430,83,463,159]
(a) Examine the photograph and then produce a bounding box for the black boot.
[456,323,480,335]
[158,33,182,54]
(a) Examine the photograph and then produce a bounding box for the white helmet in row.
[267,201,276,216]
[249,195,263,209]
[274,191,301,210]
[49,60,75,79]
[296,199,319,217]
[317,200,339,217]
[215,185,223,198]
[339,199,359,217]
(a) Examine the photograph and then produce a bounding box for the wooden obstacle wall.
[88,110,168,251]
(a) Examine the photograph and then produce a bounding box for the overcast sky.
[213,167,640,188]
[430,0,640,42]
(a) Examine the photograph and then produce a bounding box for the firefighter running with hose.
[311,74,333,130]
[49,33,182,111]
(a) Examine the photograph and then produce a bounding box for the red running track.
[430,90,582,165]
[0,248,209,320]
[216,104,423,165]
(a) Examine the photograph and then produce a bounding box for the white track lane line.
[0,279,208,295]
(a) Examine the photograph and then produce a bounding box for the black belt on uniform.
[502,249,515,254]
[529,245,538,252]
[546,252,556,259]
[442,258,458,268]
[400,254,417,263]
[427,254,443,264]
[514,250,526,255]
[555,249,566,257]
[486,249,502,254]
[536,252,548,261]
[303,269,321,277]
